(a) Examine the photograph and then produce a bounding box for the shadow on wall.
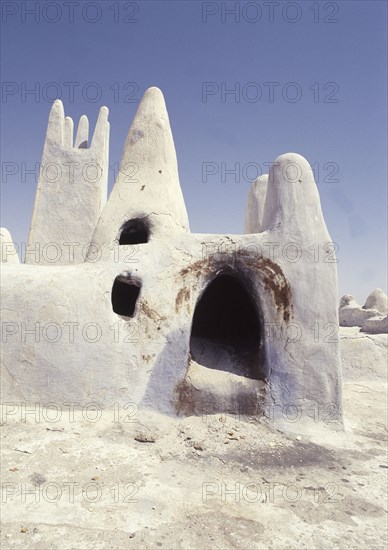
[140,272,266,416]
[140,327,191,416]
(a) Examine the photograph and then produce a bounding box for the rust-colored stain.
[179,254,292,323]
[173,357,268,417]
[175,287,191,313]
[240,256,292,323]
[179,259,206,278]
[140,301,166,323]
[174,376,196,416]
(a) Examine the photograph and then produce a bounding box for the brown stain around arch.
[175,287,191,313]
[179,255,292,323]
[238,256,292,322]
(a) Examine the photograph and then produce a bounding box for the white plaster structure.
[244,174,268,234]
[364,288,388,314]
[1,87,343,431]
[339,289,388,334]
[26,101,109,265]
[0,228,19,264]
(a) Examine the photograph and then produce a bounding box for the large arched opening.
[190,273,264,380]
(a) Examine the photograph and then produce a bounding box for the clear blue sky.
[1,0,387,302]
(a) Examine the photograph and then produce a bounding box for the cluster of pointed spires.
[45,100,109,150]
[2,86,327,266]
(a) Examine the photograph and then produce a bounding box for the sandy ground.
[1,328,387,550]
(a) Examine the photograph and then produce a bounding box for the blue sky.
[1,0,387,302]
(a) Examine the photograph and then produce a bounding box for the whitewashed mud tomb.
[1,87,343,430]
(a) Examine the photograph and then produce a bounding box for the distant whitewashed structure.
[1,87,344,431]
[339,289,388,334]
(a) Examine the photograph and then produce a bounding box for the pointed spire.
[91,106,109,149]
[46,100,64,146]
[64,116,74,148]
[261,153,328,240]
[244,174,268,233]
[91,106,110,210]
[119,86,176,168]
[116,86,189,233]
[88,87,189,258]
[75,115,89,149]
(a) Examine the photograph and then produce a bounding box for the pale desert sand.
[1,327,387,550]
